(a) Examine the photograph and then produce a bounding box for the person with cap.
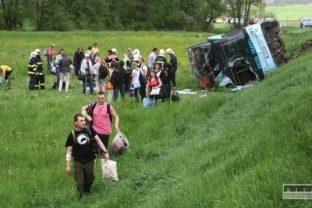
[28,51,38,90]
[155,49,167,70]
[147,48,158,69]
[65,113,108,198]
[166,48,177,88]
[80,53,95,94]
[0,65,13,84]
[34,49,45,89]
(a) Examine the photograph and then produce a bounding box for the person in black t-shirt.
[65,113,108,198]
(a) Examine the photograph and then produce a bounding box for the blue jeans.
[47,57,52,71]
[83,75,94,94]
[113,84,126,101]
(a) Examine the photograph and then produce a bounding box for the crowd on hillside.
[26,43,178,106]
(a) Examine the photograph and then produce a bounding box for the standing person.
[92,57,104,93]
[34,49,45,89]
[162,63,173,102]
[124,52,133,91]
[81,91,120,149]
[53,49,64,89]
[110,61,127,101]
[0,65,13,84]
[146,69,162,107]
[65,113,108,198]
[147,48,158,69]
[118,61,127,101]
[166,48,178,88]
[80,53,94,95]
[131,62,141,102]
[28,51,38,90]
[46,44,55,73]
[73,47,84,76]
[138,56,148,100]
[58,50,72,93]
[91,43,99,54]
[155,49,167,70]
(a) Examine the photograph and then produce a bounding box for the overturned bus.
[187,20,291,89]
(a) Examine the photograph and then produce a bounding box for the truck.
[187,20,291,89]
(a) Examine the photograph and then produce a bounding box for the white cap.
[133,49,140,56]
[159,49,165,56]
[133,54,140,61]
[35,48,41,55]
[85,53,90,57]
[111,48,117,53]
[166,48,174,54]
[31,51,36,57]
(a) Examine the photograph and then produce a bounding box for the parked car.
[300,18,312,28]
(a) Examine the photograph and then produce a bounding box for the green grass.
[1,29,312,207]
[266,4,312,20]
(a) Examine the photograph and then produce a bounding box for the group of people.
[66,91,120,198]
[36,43,178,106]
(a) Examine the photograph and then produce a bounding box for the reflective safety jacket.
[28,57,37,75]
[36,56,44,75]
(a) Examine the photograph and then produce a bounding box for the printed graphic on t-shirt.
[76,133,91,145]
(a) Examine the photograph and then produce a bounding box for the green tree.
[0,0,25,30]
[225,0,263,28]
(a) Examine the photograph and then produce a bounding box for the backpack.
[71,128,101,156]
[98,64,108,79]
[43,48,48,56]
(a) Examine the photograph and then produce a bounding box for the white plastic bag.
[143,97,152,108]
[101,159,118,181]
[111,132,129,154]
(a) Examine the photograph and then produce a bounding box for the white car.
[300,18,312,28]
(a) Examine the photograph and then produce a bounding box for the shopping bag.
[111,132,129,154]
[128,87,135,97]
[143,97,152,108]
[102,159,118,181]
[150,87,160,96]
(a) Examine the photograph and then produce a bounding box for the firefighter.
[34,49,45,89]
[155,49,167,70]
[28,51,38,90]
[166,48,178,88]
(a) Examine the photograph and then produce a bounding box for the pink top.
[92,103,116,135]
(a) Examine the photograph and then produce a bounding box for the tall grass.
[1,29,312,207]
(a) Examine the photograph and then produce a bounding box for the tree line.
[0,0,265,31]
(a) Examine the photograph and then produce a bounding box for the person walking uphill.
[81,91,120,149]
[65,113,109,198]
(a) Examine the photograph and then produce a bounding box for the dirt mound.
[299,39,312,55]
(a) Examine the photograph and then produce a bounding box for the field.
[1,28,312,207]
[266,4,312,27]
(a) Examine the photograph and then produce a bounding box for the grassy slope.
[1,29,312,207]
